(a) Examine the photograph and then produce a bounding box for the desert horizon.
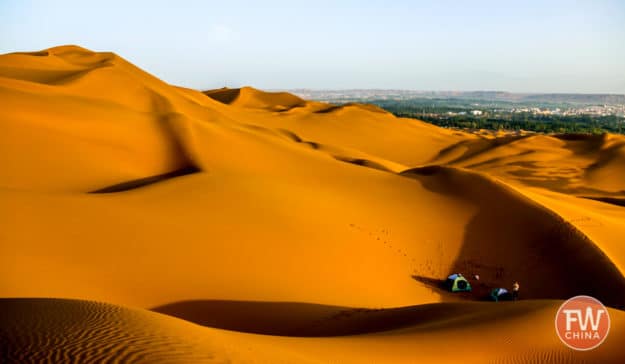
[1,42,624,362]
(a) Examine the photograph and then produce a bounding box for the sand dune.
[1,45,625,361]
[205,86,307,111]
[402,165,625,306]
[3,298,624,363]
[434,133,625,197]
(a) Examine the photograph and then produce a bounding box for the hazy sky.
[1,0,624,92]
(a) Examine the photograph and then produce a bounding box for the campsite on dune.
[1,45,625,363]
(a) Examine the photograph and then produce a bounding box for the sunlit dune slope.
[432,133,625,196]
[1,45,625,311]
[204,85,469,166]
[2,298,624,364]
[0,46,193,192]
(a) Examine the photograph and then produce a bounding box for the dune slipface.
[1,46,624,362]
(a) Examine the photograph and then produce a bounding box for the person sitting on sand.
[512,281,520,301]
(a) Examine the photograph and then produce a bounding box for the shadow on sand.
[151,299,549,337]
[401,166,625,309]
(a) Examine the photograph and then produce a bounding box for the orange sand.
[1,46,624,362]
[3,298,625,363]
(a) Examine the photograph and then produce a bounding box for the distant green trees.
[402,113,622,134]
[361,99,625,135]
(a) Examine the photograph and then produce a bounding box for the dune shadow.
[584,141,625,174]
[153,300,348,336]
[333,156,393,173]
[203,87,306,112]
[276,129,395,173]
[150,299,544,337]
[313,103,388,114]
[411,275,496,302]
[401,166,625,309]
[428,135,529,165]
[203,88,241,104]
[278,129,320,150]
[90,92,202,193]
[314,104,344,114]
[579,196,625,207]
[13,50,50,57]
[464,150,535,170]
[90,166,200,193]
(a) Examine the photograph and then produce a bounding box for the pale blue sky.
[1,0,624,92]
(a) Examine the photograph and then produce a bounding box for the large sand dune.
[3,298,625,363]
[1,45,624,362]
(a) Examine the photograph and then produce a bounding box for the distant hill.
[520,93,625,105]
